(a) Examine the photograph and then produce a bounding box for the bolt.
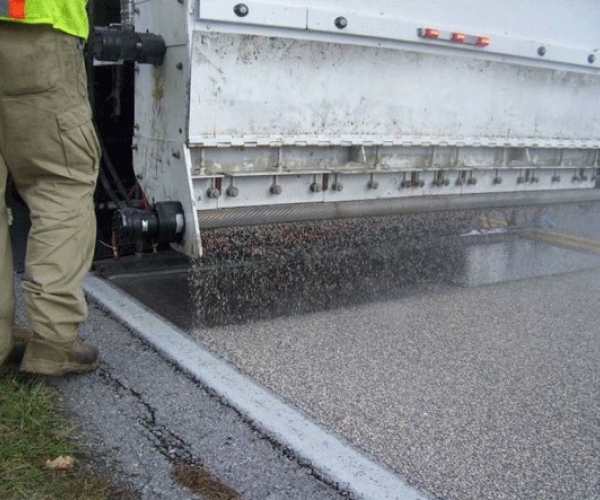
[401,180,411,188]
[493,177,503,185]
[589,54,596,64]
[572,175,581,183]
[517,176,525,184]
[207,187,220,198]
[367,180,379,190]
[310,182,322,193]
[270,184,282,195]
[234,3,249,17]
[456,178,465,186]
[552,175,561,183]
[538,46,547,57]
[176,62,183,70]
[332,182,344,192]
[172,150,180,159]
[530,176,539,183]
[443,178,450,186]
[335,17,348,29]
[418,179,425,188]
[226,185,239,197]
[468,177,477,185]
[581,174,589,182]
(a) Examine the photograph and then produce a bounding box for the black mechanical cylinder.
[154,201,186,245]
[112,202,185,250]
[112,208,159,247]
[93,27,167,66]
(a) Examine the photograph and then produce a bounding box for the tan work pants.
[0,23,100,364]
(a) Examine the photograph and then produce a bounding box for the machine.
[15,1,600,262]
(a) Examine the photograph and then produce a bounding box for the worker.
[0,0,101,375]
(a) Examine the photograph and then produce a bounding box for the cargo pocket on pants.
[56,104,101,181]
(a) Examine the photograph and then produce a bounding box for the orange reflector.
[8,0,26,19]
[476,36,490,47]
[423,28,440,39]
[452,32,466,43]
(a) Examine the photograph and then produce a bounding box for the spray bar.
[197,189,600,229]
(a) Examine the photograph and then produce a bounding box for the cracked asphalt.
[14,280,349,500]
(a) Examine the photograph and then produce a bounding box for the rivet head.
[234,4,249,17]
[537,46,547,57]
[335,17,348,29]
[588,54,596,64]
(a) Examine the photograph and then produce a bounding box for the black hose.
[87,0,133,209]
[96,126,133,206]
[98,168,127,209]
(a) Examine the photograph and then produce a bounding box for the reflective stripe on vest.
[0,0,26,19]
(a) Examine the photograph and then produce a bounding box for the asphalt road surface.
[18,201,600,500]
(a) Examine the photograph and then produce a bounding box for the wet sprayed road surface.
[108,202,600,500]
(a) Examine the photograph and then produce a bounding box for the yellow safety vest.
[0,0,89,39]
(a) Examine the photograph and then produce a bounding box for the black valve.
[93,27,167,66]
[112,201,184,255]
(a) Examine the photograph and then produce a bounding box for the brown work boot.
[19,339,100,376]
[5,341,27,365]
[1,325,32,367]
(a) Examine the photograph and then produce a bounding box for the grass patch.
[0,364,136,500]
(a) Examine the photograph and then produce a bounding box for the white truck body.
[131,0,600,256]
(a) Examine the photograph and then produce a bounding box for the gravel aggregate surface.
[192,267,600,500]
